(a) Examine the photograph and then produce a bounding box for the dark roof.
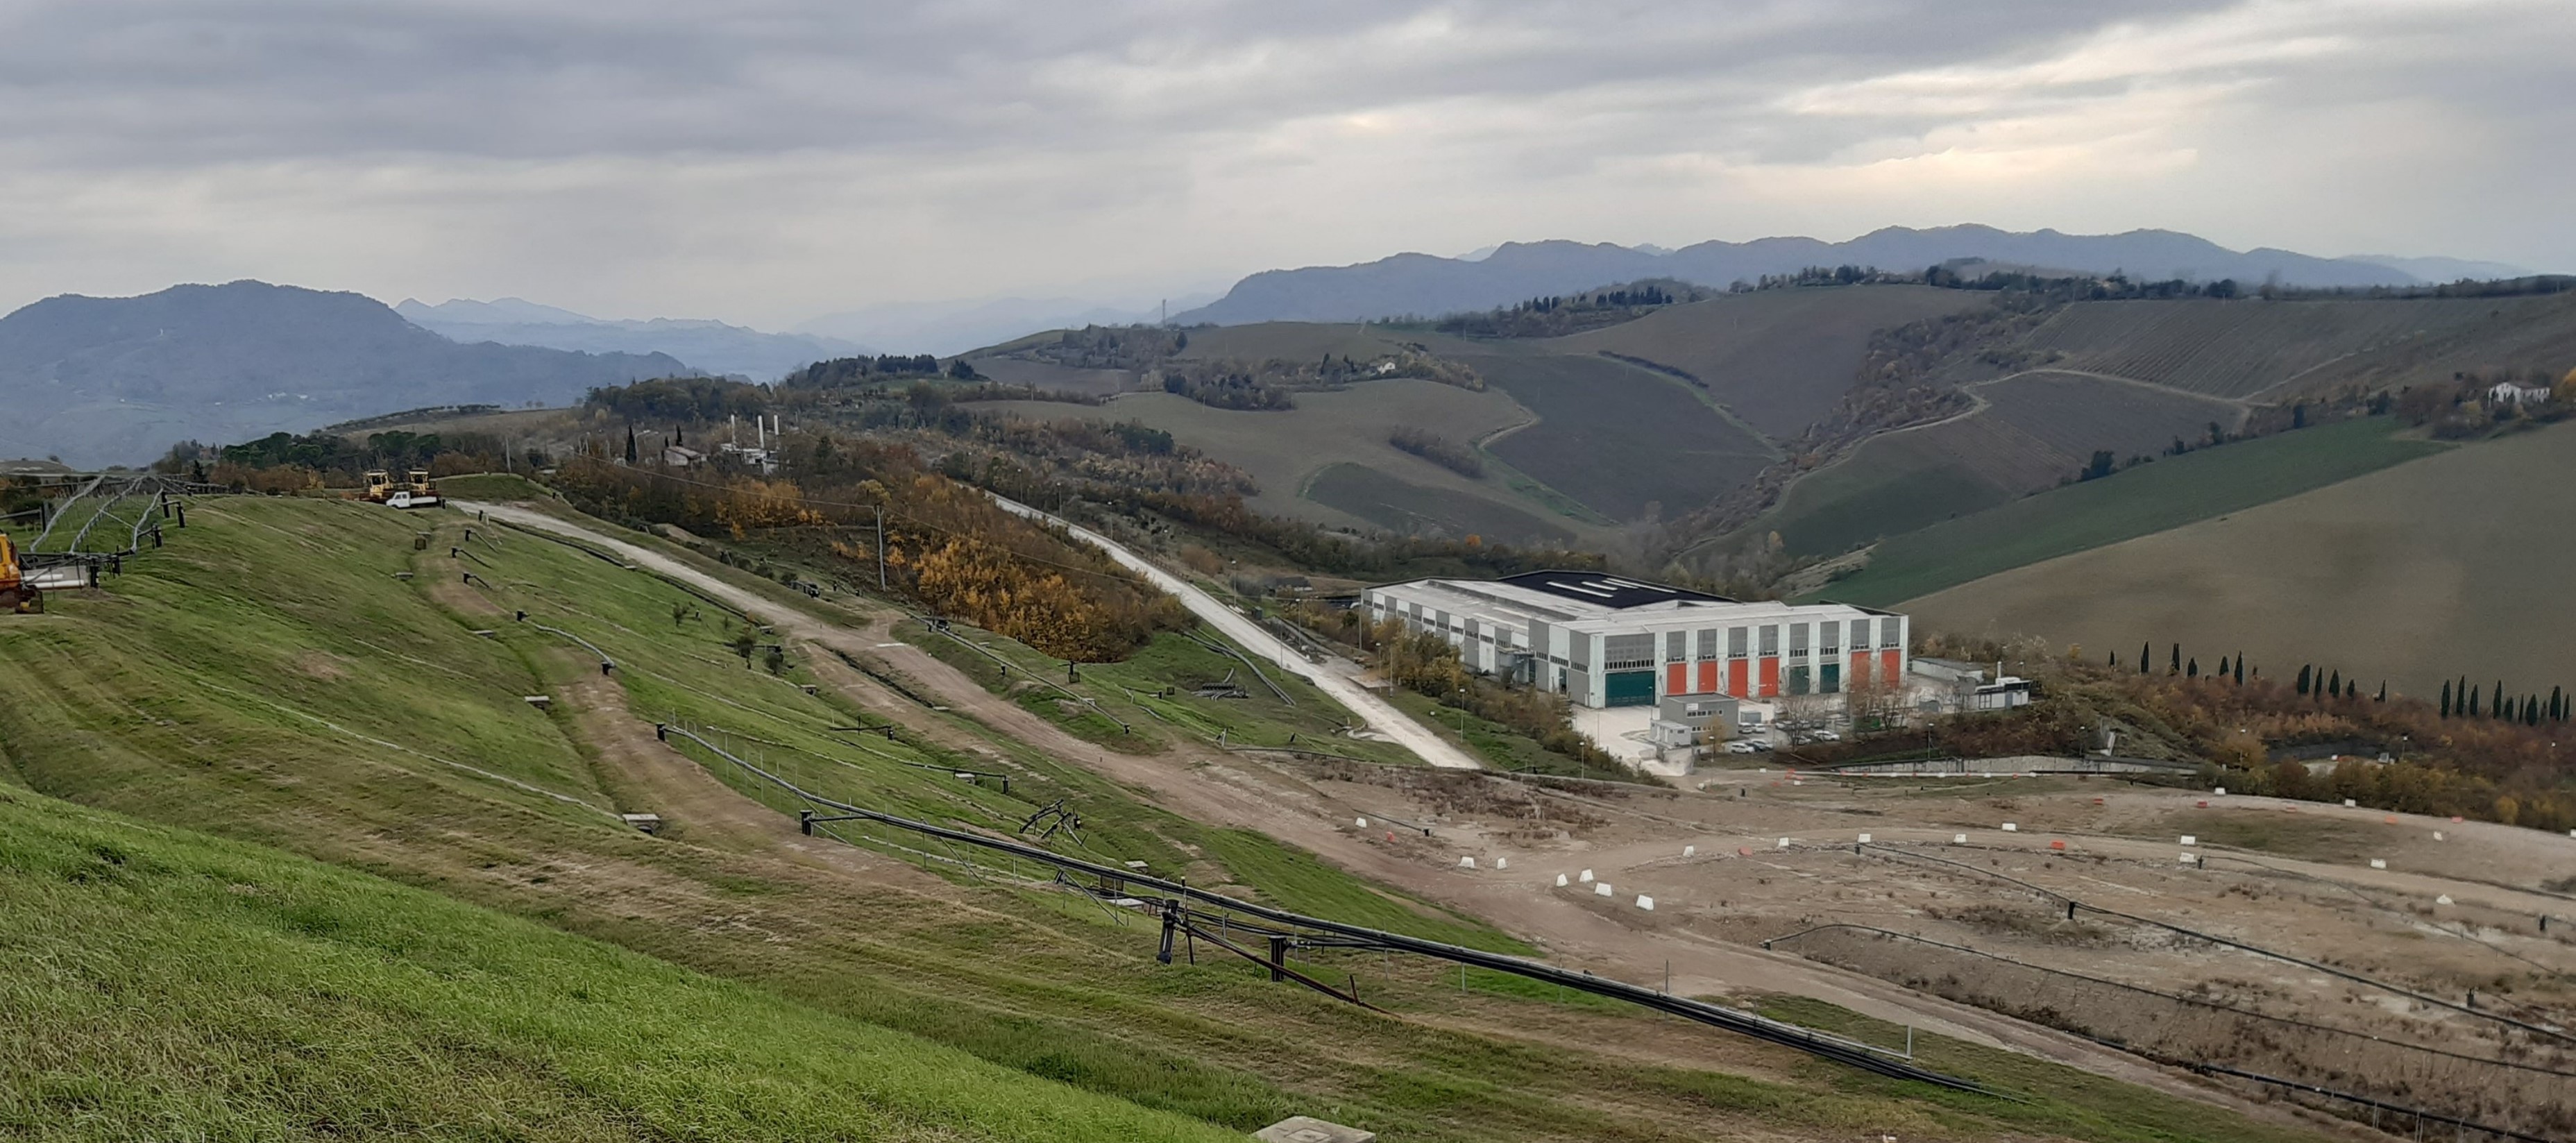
[1495,570,1732,609]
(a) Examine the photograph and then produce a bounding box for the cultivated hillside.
[1178,226,2436,325]
[400,296,867,380]
[0,282,686,468]
[1904,417,2576,700]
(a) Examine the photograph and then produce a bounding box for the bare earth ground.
[456,502,2576,1135]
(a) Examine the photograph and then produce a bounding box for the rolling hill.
[0,281,686,468]
[1178,226,2442,325]
[1901,416,2576,700]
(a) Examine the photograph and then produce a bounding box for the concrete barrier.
[1857,833,1872,844]
[1636,895,1655,911]
[1594,881,1613,897]
[1495,857,1508,870]
[2001,822,2018,832]
[2370,858,2387,870]
[1683,845,1696,857]
[1555,873,1569,887]
[1459,856,1476,869]
[1952,833,1967,844]
[2180,835,2196,846]
[1579,869,1594,883]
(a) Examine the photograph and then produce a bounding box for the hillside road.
[988,494,1482,770]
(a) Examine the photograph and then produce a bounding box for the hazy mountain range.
[397,297,866,380]
[792,294,1218,357]
[0,282,684,468]
[1175,226,2532,325]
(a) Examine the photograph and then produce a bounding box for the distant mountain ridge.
[1175,225,2509,325]
[794,294,1219,358]
[0,281,686,467]
[398,297,865,380]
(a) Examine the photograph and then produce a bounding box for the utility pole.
[873,504,887,591]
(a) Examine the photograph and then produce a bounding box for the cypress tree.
[2494,680,2507,719]
[2234,657,2245,685]
[2296,665,2311,695]
[2328,669,2341,697]
[2140,643,2151,674]
[2217,655,2229,677]
[2171,644,2182,674]
[2553,685,2564,720]
[2375,681,2386,702]
[2527,696,2541,725]
[2441,680,2452,717]
[2470,685,2482,718]
[623,423,638,464]
[2186,658,2198,678]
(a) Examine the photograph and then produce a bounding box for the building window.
[1759,625,1779,657]
[1881,621,1902,650]
[1665,631,1688,662]
[1789,624,1809,656]
[1728,627,1748,659]
[1694,628,1718,661]
[1603,634,1655,670]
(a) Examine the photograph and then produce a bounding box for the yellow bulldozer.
[363,469,440,509]
[0,530,39,614]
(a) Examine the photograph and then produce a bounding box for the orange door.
[1850,652,1871,690]
[1758,657,1781,697]
[1665,663,1688,697]
[1696,661,1720,695]
[1727,660,1749,697]
[1879,650,1902,686]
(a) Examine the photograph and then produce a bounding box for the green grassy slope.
[1819,416,2448,605]
[1905,417,2576,700]
[0,788,1235,1142]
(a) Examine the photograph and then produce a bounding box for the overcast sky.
[1,0,2568,328]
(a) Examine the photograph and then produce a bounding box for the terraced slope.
[1906,417,2576,699]
[1466,349,1775,521]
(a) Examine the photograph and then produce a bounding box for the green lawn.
[0,788,1239,1142]
[1813,416,2448,606]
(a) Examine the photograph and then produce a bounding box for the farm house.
[1362,571,1908,710]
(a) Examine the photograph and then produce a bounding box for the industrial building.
[1362,571,1908,710]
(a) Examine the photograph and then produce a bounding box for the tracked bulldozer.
[364,469,440,509]
[0,530,39,614]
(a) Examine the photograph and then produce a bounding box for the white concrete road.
[990,495,1482,770]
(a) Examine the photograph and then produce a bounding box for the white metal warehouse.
[1362,571,1908,710]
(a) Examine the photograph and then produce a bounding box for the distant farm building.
[2488,380,2550,405]
[1362,571,1908,710]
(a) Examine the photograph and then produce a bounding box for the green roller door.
[1604,670,1656,707]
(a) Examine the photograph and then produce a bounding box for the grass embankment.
[0,496,2343,1142]
[0,788,1235,1142]
[1815,416,2446,606]
[900,616,1424,765]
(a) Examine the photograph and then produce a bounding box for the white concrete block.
[1595,881,1614,897]
[1459,856,1477,869]
[1953,833,1968,844]
[1579,869,1595,883]
[2179,853,2196,863]
[2214,787,2227,796]
[2180,835,2196,846]
[1857,833,1873,844]
[2001,823,2018,832]
[1495,857,1507,870]
[2369,858,2387,870]
[1355,817,1368,828]
[2433,831,2445,841]
[2344,799,2358,808]
[1777,837,1791,849]
[1683,845,1696,857]
[1636,895,1655,911]
[1555,873,1569,887]
[2437,894,2454,906]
